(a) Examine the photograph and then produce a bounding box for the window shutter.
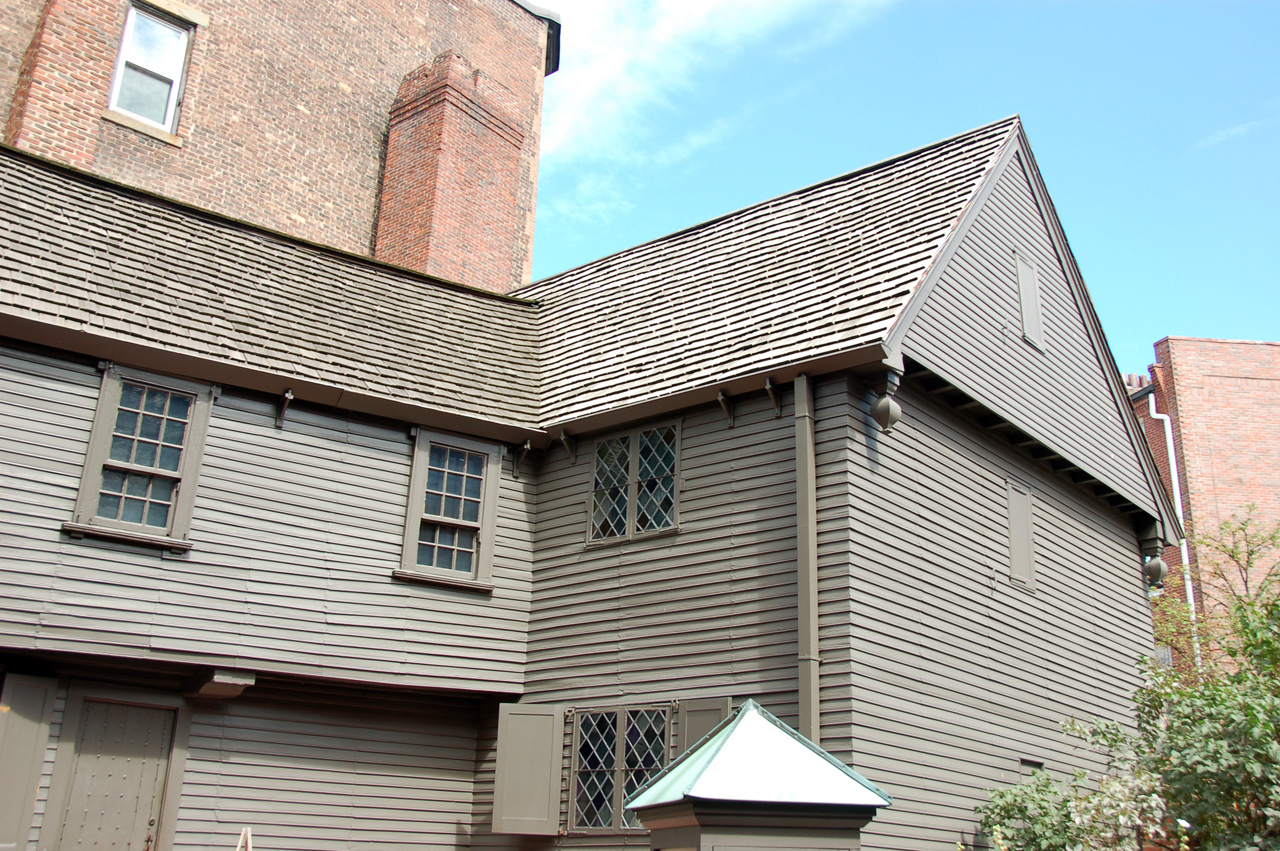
[678,697,732,753]
[1015,253,1044,347]
[1007,480,1036,588]
[493,703,563,835]
[0,675,58,851]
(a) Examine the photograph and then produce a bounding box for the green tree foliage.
[973,506,1280,851]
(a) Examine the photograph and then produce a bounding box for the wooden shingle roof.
[518,116,1019,427]
[0,148,542,433]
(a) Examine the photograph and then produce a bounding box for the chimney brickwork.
[1,0,548,292]
[375,52,529,293]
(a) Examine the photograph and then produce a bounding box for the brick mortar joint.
[389,81,526,149]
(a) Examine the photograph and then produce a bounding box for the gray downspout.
[794,374,820,743]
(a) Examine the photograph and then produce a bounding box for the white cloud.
[1193,119,1264,150]
[543,171,635,225]
[539,0,894,172]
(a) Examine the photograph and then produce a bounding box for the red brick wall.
[3,0,548,292]
[375,52,527,293]
[0,0,44,126]
[1135,337,1280,615]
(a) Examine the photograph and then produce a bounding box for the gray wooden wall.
[514,373,1152,851]
[0,344,533,694]
[823,378,1152,851]
[19,680,485,851]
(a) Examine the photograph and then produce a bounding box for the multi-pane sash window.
[400,431,500,586]
[573,707,669,830]
[591,424,678,541]
[109,5,193,132]
[97,382,191,528]
[68,366,214,546]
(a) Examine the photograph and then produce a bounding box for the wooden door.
[57,700,176,850]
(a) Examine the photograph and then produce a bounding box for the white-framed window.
[398,431,501,588]
[571,706,670,831]
[65,365,215,550]
[108,4,194,132]
[590,423,679,542]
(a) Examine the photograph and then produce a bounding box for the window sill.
[585,525,681,550]
[62,521,193,553]
[392,569,494,594]
[102,109,184,147]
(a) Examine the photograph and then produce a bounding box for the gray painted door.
[59,701,175,850]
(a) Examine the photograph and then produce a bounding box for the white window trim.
[586,421,681,545]
[106,2,204,137]
[568,703,672,834]
[64,364,214,552]
[395,429,501,591]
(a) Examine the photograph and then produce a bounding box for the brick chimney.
[374,52,532,294]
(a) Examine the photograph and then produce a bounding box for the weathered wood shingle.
[518,117,1019,426]
[0,149,541,430]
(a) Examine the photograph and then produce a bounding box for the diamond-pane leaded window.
[591,437,630,539]
[590,424,679,541]
[67,366,214,547]
[401,432,499,585]
[573,707,669,830]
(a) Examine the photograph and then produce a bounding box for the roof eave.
[1,316,547,444]
[538,342,891,438]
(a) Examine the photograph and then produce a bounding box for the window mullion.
[613,709,626,829]
[626,431,639,538]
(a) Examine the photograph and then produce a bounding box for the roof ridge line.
[519,115,1023,293]
[880,116,1022,350]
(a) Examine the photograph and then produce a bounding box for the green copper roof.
[626,700,891,811]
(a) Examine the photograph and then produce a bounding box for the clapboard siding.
[823,381,1152,851]
[525,392,801,710]
[0,344,532,692]
[21,682,483,851]
[903,150,1156,515]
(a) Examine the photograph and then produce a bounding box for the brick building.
[2,0,559,292]
[1128,337,1280,657]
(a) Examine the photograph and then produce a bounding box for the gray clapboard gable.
[0,147,542,437]
[0,344,532,693]
[893,128,1173,529]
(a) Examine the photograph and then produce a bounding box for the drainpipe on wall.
[794,374,820,744]
[1147,392,1202,668]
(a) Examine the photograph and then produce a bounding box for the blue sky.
[529,1,1279,375]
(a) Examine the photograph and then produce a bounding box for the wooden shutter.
[1016,253,1044,347]
[678,697,732,753]
[492,703,563,835]
[0,675,58,851]
[1008,480,1036,588]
